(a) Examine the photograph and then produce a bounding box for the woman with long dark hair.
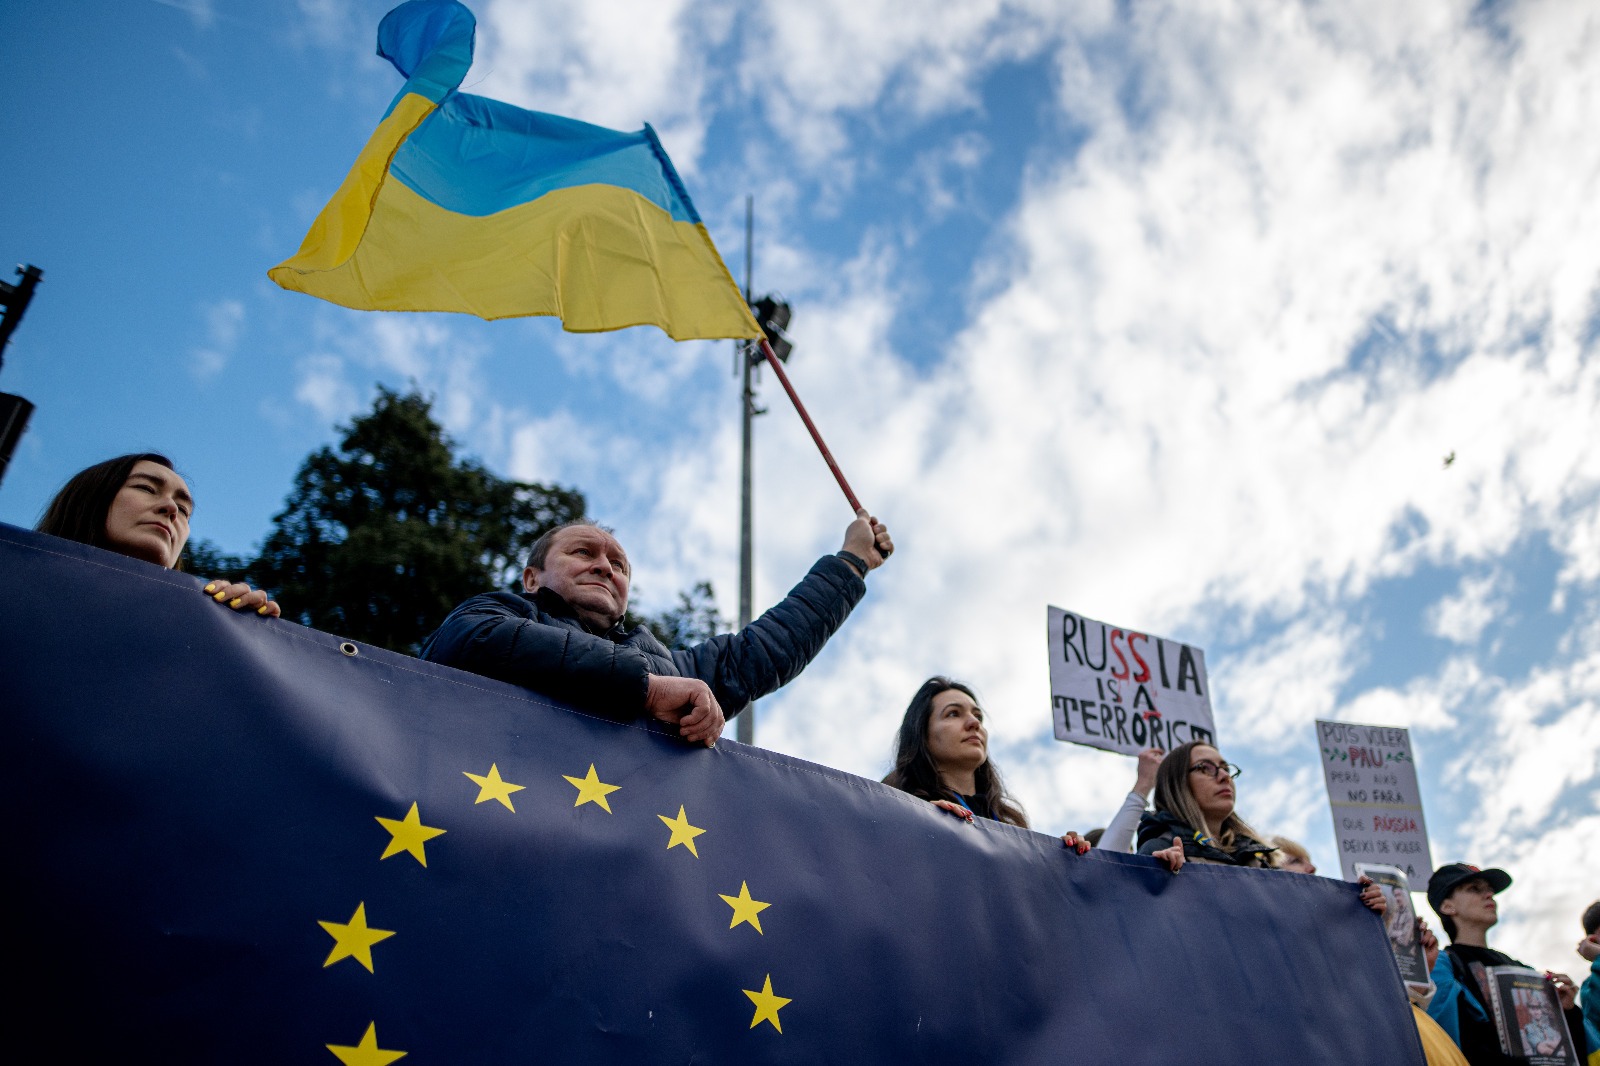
[883,677,1030,826]
[884,677,1184,869]
[37,452,279,616]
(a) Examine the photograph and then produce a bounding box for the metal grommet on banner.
[339,642,359,657]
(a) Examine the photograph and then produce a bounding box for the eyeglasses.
[1188,760,1241,780]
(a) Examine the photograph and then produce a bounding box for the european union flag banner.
[268,0,761,342]
[1,523,1425,1065]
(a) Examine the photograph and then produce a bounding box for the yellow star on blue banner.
[658,805,706,857]
[374,802,446,866]
[326,1021,406,1065]
[563,764,621,812]
[464,763,525,811]
[718,882,770,933]
[743,975,792,1033]
[318,902,396,973]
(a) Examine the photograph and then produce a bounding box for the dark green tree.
[182,539,248,578]
[244,387,585,653]
[629,580,726,648]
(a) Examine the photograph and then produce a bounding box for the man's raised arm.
[669,511,893,712]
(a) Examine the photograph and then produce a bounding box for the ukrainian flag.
[269,0,761,342]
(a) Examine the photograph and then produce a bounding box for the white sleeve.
[1096,791,1147,854]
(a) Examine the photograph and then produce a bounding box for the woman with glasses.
[1135,741,1274,866]
[1136,742,1387,912]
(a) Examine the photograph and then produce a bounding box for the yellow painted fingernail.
[203,582,217,593]
[213,590,228,601]
[257,604,269,615]
[229,598,243,608]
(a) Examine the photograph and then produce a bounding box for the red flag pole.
[755,337,864,515]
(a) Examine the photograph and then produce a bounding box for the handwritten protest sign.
[1317,720,1434,891]
[1047,606,1216,757]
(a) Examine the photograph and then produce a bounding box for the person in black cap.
[1424,862,1586,1064]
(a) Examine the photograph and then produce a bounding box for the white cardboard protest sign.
[1316,720,1434,891]
[1047,606,1217,757]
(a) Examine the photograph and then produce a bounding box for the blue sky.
[3,0,1597,970]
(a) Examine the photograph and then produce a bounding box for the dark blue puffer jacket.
[1136,809,1277,866]
[419,554,867,719]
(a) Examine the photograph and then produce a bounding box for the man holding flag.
[422,514,891,746]
[275,0,896,742]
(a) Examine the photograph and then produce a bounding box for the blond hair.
[1270,836,1311,868]
[1152,741,1271,863]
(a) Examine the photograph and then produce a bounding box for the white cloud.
[545,329,725,407]
[466,0,1067,177]
[1245,765,1332,859]
[191,298,245,380]
[1457,611,1600,838]
[1337,655,1486,734]
[149,0,214,30]
[905,131,991,218]
[1211,616,1359,749]
[742,0,1058,164]
[508,409,601,488]
[1427,572,1510,645]
[473,0,734,170]
[170,44,208,81]
[293,0,357,49]
[293,352,358,425]
[1552,498,1600,611]
[286,314,502,449]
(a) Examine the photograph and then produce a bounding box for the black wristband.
[836,550,869,578]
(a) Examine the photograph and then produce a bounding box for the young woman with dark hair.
[36,453,279,616]
[883,677,1184,870]
[883,677,1030,826]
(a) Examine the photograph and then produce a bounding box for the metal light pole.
[734,201,795,746]
[736,199,758,744]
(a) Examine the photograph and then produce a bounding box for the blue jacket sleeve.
[669,555,866,712]
[1426,950,1474,1045]
[421,592,653,715]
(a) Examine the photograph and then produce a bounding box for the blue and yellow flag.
[1,522,1427,1065]
[268,0,761,342]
